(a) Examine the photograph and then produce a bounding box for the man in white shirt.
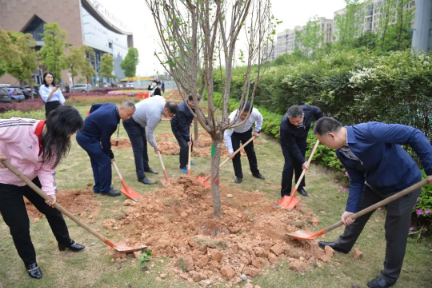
[123,96,178,185]
[224,101,265,184]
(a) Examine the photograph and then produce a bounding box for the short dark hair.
[188,94,201,101]
[287,105,303,118]
[314,117,343,135]
[43,106,84,168]
[165,101,178,114]
[240,101,253,113]
[43,72,55,87]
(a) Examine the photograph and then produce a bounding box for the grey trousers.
[334,181,421,284]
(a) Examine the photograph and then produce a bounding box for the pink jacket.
[0,118,57,196]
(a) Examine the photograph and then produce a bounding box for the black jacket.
[279,105,322,163]
[171,101,194,141]
[82,103,119,159]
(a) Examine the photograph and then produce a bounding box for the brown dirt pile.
[111,139,132,150]
[25,188,101,221]
[104,177,331,285]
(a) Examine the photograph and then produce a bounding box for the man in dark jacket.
[171,94,200,173]
[314,117,432,288]
[279,105,322,197]
[76,101,135,196]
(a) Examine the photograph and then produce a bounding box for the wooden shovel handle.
[2,160,114,247]
[290,140,320,197]
[220,136,256,168]
[325,179,428,233]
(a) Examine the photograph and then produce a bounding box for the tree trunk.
[210,133,223,218]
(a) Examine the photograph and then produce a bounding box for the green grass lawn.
[0,95,431,288]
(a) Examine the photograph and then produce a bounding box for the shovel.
[112,162,141,202]
[157,151,175,186]
[277,140,320,210]
[287,179,428,240]
[2,160,147,253]
[197,136,256,188]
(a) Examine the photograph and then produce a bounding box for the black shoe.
[253,173,265,180]
[58,239,85,252]
[144,168,158,174]
[367,276,394,288]
[138,177,154,185]
[298,187,308,197]
[101,187,121,197]
[318,241,349,254]
[26,263,42,279]
[235,177,242,184]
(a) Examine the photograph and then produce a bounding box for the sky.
[99,0,347,76]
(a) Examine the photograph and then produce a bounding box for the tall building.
[276,26,302,56]
[317,17,334,44]
[0,0,133,86]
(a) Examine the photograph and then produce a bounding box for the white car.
[71,84,93,93]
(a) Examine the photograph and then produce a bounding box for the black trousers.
[333,181,421,284]
[0,178,71,266]
[123,118,150,179]
[231,129,260,178]
[172,129,193,169]
[281,141,306,197]
[45,101,61,118]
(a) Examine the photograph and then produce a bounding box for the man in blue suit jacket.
[314,117,432,288]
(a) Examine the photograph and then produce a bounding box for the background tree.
[6,31,38,87]
[334,0,364,50]
[63,45,90,87]
[80,46,96,85]
[38,23,68,81]
[0,28,16,78]
[99,53,115,83]
[120,47,139,78]
[295,17,323,57]
[146,0,274,218]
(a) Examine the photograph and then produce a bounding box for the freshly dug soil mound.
[111,139,132,150]
[104,177,331,285]
[25,188,101,221]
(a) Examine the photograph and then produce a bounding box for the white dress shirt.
[224,108,263,154]
[132,95,165,148]
[39,85,66,104]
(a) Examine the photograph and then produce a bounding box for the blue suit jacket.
[170,101,194,141]
[337,122,432,212]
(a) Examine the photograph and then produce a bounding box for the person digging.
[314,117,432,288]
[279,104,323,197]
[223,101,265,184]
[123,95,178,184]
[77,101,136,196]
[170,94,200,173]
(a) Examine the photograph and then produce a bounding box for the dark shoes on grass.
[235,177,242,184]
[318,241,349,254]
[26,263,42,279]
[367,276,394,288]
[298,187,308,197]
[253,173,265,180]
[138,177,154,185]
[144,168,158,174]
[58,239,85,252]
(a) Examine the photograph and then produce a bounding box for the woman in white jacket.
[0,106,84,279]
[39,72,66,118]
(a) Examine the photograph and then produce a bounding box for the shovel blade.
[115,243,148,253]
[196,176,206,183]
[286,230,317,240]
[204,182,211,188]
[120,187,141,202]
[276,195,301,209]
[286,228,326,241]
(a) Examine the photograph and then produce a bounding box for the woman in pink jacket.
[0,105,85,279]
